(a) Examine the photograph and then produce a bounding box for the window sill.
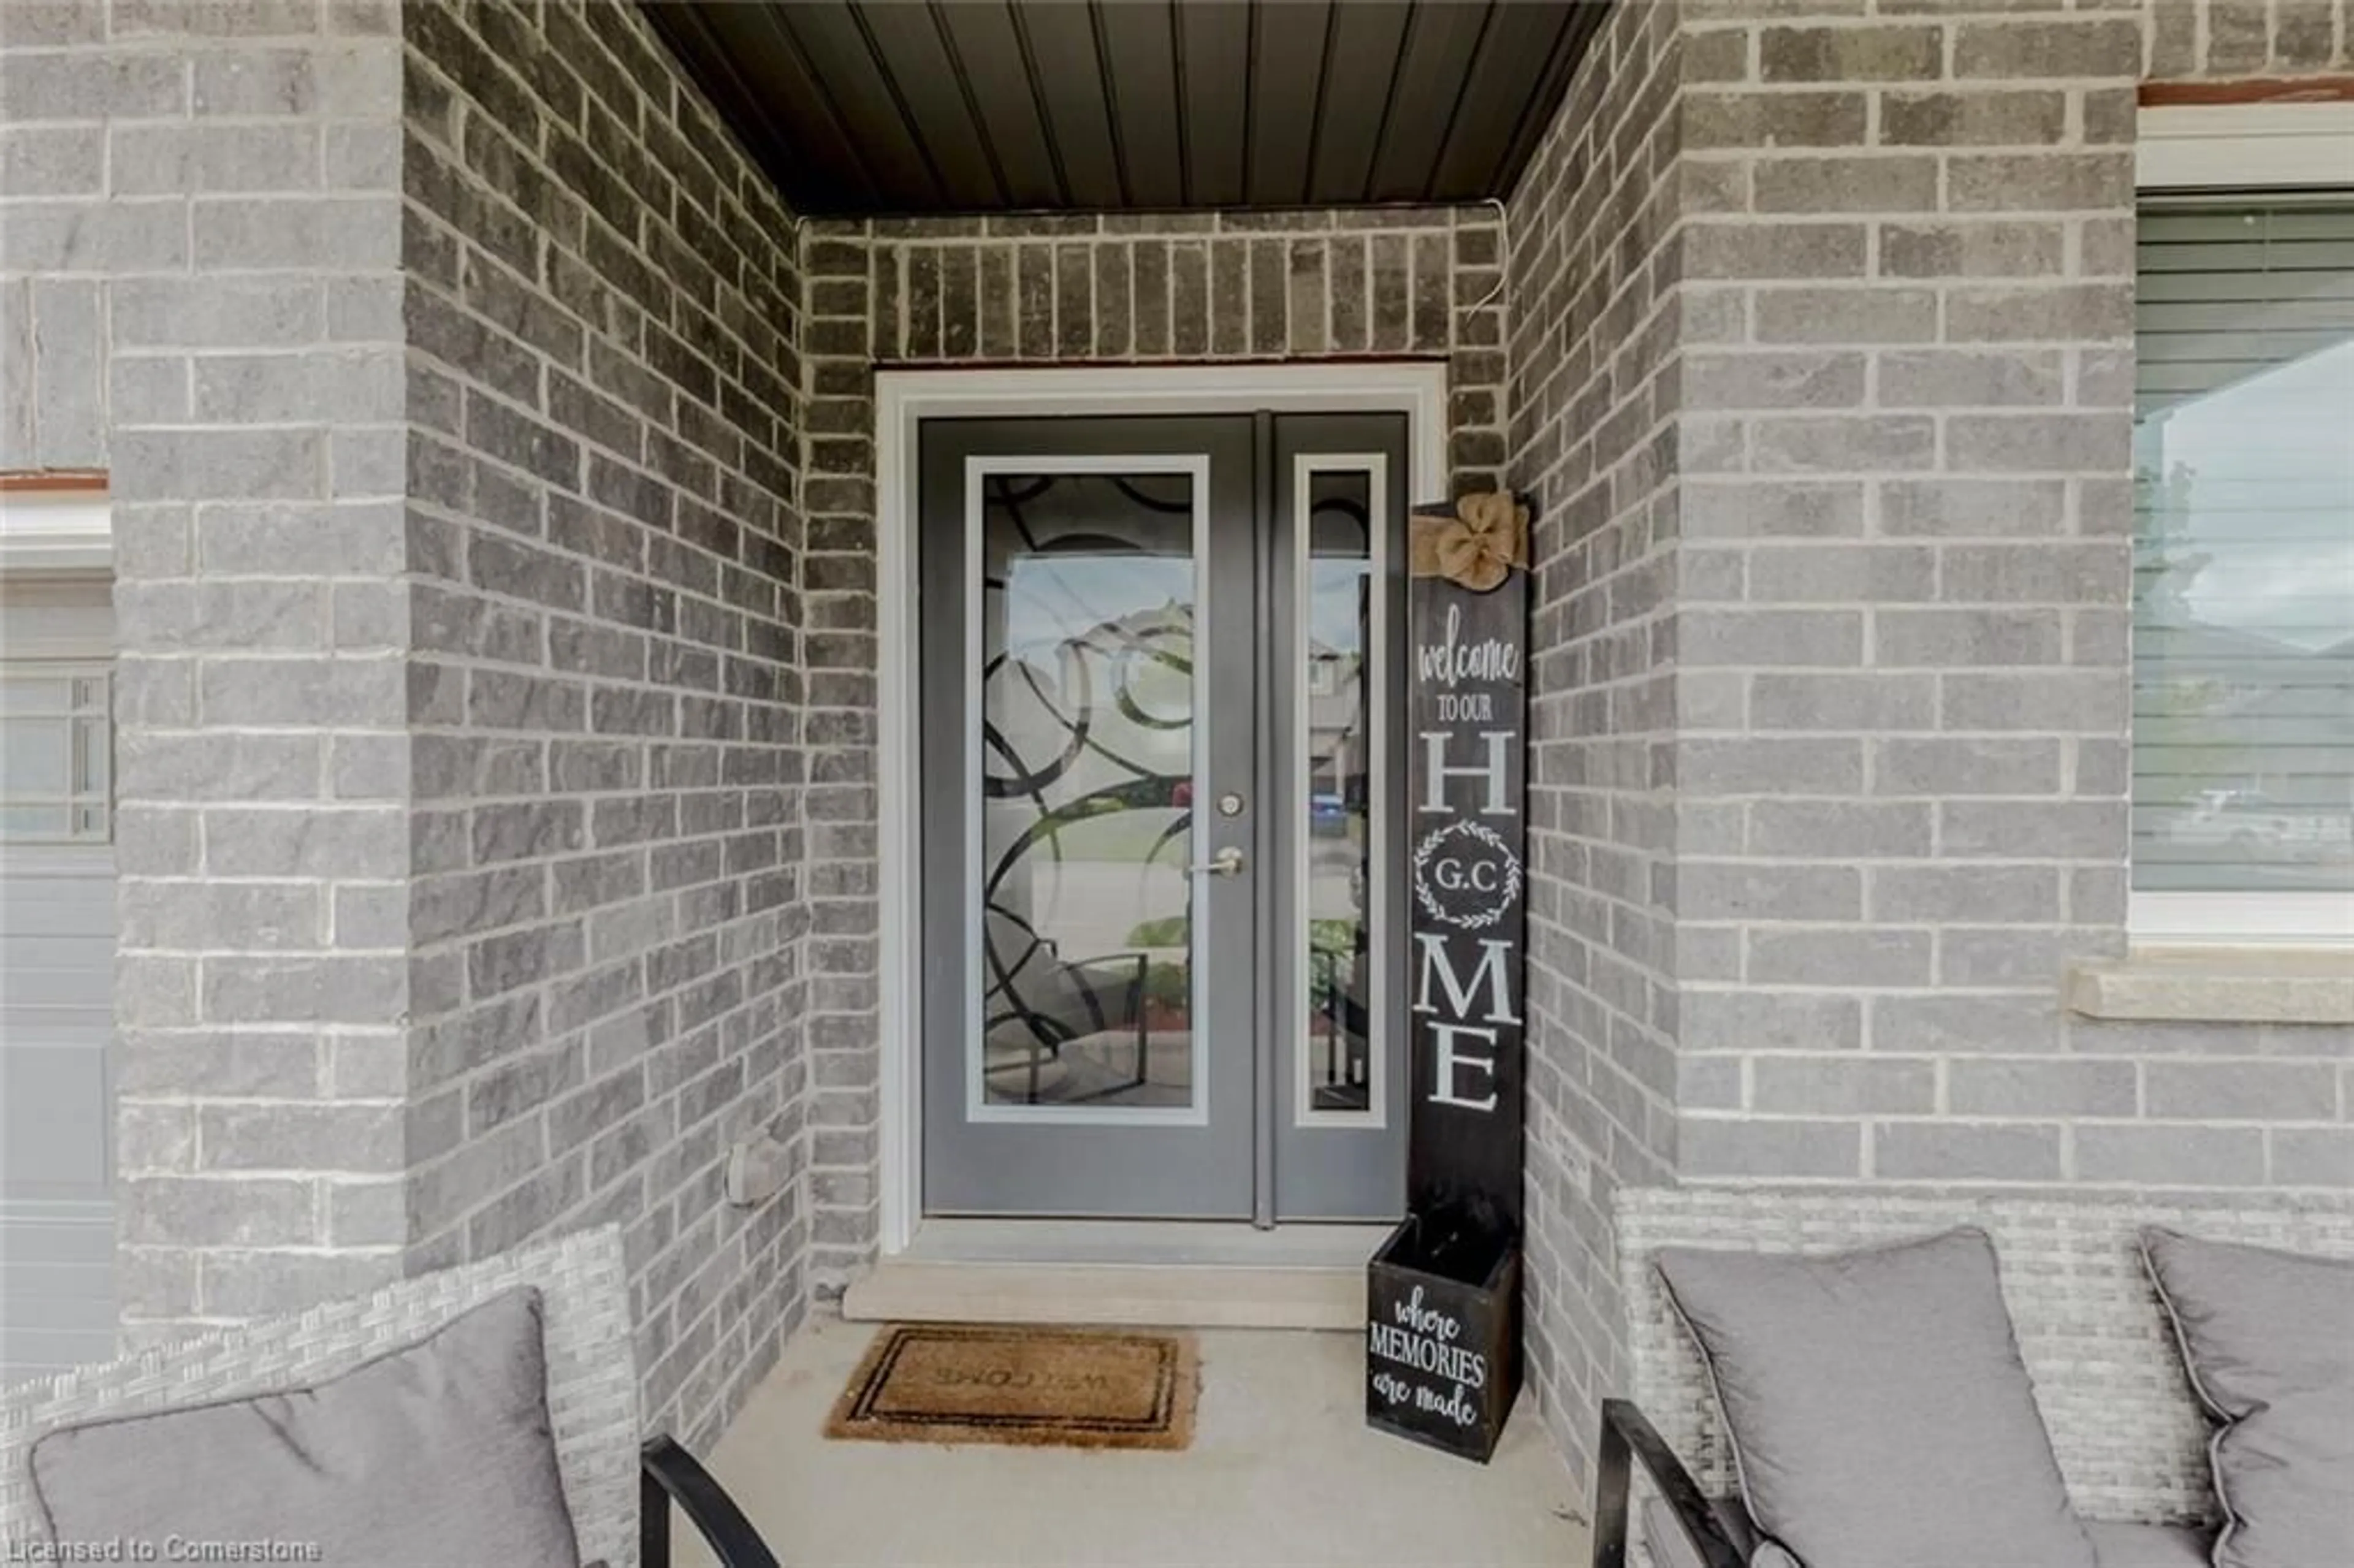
[2066,946,2354,1026]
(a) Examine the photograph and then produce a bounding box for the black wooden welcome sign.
[1366,492,1529,1464]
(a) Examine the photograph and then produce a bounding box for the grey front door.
[919,413,1410,1222]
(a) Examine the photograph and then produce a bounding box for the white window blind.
[2133,200,2354,915]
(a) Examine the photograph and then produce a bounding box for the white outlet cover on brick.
[725,1135,791,1208]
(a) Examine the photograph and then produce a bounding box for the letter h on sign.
[1420,730,1515,817]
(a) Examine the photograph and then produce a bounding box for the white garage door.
[0,580,115,1384]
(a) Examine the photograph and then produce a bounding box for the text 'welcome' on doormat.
[826,1323,1198,1452]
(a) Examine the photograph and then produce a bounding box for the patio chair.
[1596,1186,2354,1568]
[0,1225,775,1568]
[983,908,1151,1104]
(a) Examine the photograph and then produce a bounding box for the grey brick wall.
[2,0,167,470]
[1505,0,1689,1485]
[795,228,883,1301]
[798,207,1510,1295]
[1667,1,2147,1189]
[1667,0,2352,1198]
[2146,0,2353,76]
[1497,0,2354,1482]
[398,0,809,1448]
[4,0,810,1450]
[29,0,422,1340]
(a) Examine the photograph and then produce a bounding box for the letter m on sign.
[1412,934,1520,1025]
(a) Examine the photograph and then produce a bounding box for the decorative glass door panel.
[1297,466,1382,1122]
[920,413,1409,1222]
[975,467,1203,1116]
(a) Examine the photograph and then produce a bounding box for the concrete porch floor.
[674,1318,1590,1567]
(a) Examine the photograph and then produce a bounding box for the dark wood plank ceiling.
[644,1,1608,218]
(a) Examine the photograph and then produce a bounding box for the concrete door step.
[839,1258,1363,1329]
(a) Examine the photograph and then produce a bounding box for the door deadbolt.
[1217,791,1246,817]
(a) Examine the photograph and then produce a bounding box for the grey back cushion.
[31,1287,582,1568]
[1655,1227,2095,1568]
[2142,1228,2354,1568]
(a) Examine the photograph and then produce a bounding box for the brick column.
[1508,0,2352,1483]
[84,1,415,1334]
[1667,6,2141,1181]
[6,0,820,1447]
[798,223,883,1298]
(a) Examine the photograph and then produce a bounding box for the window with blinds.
[2133,199,2354,919]
[0,664,112,845]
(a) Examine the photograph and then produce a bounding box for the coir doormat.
[825,1323,1197,1452]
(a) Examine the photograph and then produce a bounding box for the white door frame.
[874,362,1450,1254]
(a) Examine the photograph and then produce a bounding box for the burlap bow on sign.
[1408,492,1528,592]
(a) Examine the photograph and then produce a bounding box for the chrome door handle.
[1189,845,1246,878]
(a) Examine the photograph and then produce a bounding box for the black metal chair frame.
[641,1393,1744,1568]
[642,1434,781,1568]
[1590,1399,1749,1568]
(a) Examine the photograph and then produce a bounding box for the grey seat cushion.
[31,1287,582,1568]
[1655,1227,2096,1568]
[2086,1522,2214,1568]
[2142,1228,2354,1568]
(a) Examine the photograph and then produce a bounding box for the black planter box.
[1366,1207,1522,1464]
